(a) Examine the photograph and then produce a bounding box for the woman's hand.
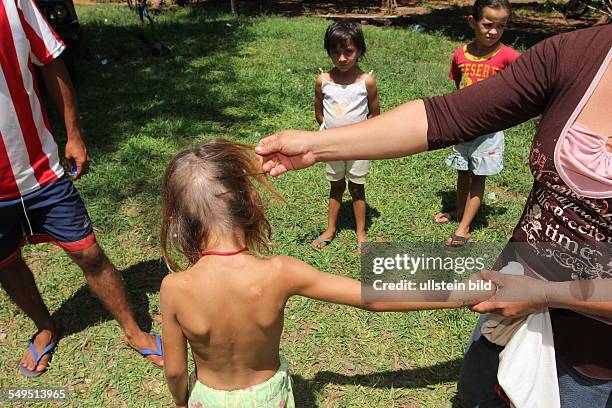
[255,130,318,176]
[470,270,549,317]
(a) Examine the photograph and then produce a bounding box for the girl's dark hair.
[324,20,366,57]
[471,0,511,20]
[160,139,281,271]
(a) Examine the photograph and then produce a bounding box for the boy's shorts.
[188,356,295,407]
[325,160,369,184]
[0,175,96,268]
[446,131,504,176]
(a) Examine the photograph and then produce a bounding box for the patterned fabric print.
[515,137,611,283]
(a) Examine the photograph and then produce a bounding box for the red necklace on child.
[199,246,249,258]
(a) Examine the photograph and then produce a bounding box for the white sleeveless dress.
[320,73,371,184]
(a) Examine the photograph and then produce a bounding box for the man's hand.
[470,270,548,317]
[65,133,90,179]
[255,130,318,176]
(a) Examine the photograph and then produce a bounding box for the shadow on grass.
[52,259,167,337]
[436,189,507,231]
[336,200,381,234]
[298,200,380,244]
[45,8,278,229]
[291,357,463,406]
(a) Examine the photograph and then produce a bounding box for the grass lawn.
[0,4,536,407]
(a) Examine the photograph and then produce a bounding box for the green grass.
[0,5,535,407]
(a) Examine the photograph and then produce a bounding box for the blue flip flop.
[136,332,163,367]
[19,336,59,378]
[312,234,335,250]
[357,241,373,254]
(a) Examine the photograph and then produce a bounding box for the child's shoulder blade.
[160,272,184,299]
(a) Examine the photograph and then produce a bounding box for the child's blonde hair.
[160,139,280,271]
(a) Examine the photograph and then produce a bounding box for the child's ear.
[467,15,476,29]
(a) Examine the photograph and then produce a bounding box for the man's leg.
[0,257,59,374]
[66,244,163,367]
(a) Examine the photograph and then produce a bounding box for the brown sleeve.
[423,34,561,150]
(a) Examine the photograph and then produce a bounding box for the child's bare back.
[162,254,290,390]
[159,139,495,407]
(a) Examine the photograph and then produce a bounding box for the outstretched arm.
[160,275,189,408]
[256,35,558,176]
[40,58,90,178]
[256,100,429,176]
[471,271,612,318]
[281,256,495,311]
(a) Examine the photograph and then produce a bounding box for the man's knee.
[67,244,110,275]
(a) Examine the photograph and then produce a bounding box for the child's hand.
[448,271,497,306]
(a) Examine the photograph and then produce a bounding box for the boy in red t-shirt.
[434,0,519,247]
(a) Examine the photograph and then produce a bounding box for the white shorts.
[325,160,369,184]
[446,131,504,176]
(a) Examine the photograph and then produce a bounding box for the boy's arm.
[314,74,324,125]
[448,51,462,90]
[365,75,380,118]
[281,256,494,311]
[160,275,189,408]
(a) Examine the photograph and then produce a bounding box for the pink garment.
[557,122,612,198]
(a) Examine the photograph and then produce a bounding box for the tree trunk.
[230,0,237,15]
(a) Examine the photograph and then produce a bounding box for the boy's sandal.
[311,235,334,250]
[19,327,62,378]
[357,241,373,254]
[135,332,164,368]
[434,211,458,224]
[445,234,469,248]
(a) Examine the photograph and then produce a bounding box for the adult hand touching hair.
[256,101,429,175]
[255,130,319,176]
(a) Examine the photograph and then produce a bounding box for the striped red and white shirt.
[0,0,66,200]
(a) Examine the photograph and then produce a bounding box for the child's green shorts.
[188,356,295,408]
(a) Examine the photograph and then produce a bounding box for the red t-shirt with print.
[449,44,520,89]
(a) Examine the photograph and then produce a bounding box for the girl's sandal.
[357,242,372,254]
[312,236,334,250]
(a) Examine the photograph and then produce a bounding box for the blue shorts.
[446,131,504,176]
[0,175,96,268]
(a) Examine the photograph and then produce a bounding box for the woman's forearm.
[546,279,612,319]
[311,99,429,162]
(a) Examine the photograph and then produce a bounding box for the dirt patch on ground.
[76,0,606,47]
[237,0,604,47]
